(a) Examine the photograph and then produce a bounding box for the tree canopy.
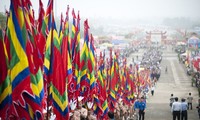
[0,12,6,29]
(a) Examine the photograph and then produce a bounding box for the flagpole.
[55,0,57,18]
[46,3,54,119]
[46,26,54,120]
[136,64,140,98]
[46,83,50,120]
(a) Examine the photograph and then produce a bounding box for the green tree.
[0,12,7,29]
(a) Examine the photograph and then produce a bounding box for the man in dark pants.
[170,94,175,108]
[196,99,200,119]
[138,97,146,120]
[171,97,181,120]
[151,86,155,96]
[187,93,193,110]
[181,98,188,120]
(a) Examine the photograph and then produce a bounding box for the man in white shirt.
[181,98,188,120]
[187,93,193,110]
[171,97,181,120]
[151,86,155,96]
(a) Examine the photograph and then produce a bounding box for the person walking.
[133,97,140,119]
[171,97,181,120]
[191,76,196,87]
[151,85,155,96]
[170,94,175,108]
[138,97,146,120]
[181,98,188,120]
[196,99,200,119]
[165,66,168,73]
[187,93,193,110]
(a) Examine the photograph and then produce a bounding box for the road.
[129,46,199,120]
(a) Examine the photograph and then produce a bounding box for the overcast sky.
[1,0,200,20]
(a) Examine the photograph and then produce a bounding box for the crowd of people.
[46,96,147,120]
[46,46,200,120]
[57,48,162,120]
[140,48,162,98]
[169,92,200,120]
[191,72,200,97]
[141,48,162,82]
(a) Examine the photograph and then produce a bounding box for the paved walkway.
[129,46,199,120]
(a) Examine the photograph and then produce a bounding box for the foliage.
[0,12,6,29]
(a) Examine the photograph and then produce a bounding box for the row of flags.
[0,0,151,119]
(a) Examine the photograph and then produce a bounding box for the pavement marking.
[170,60,181,85]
